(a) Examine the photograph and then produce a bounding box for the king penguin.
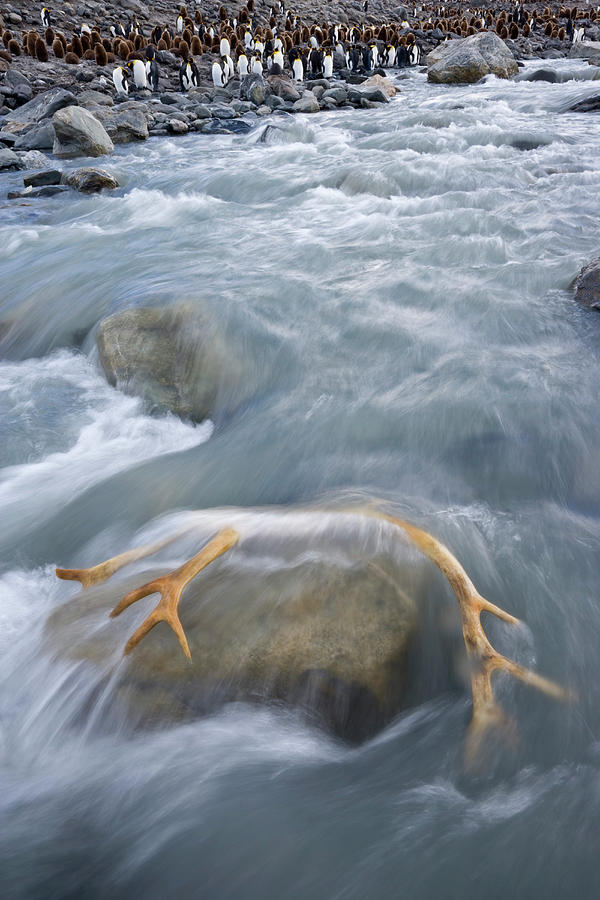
[292,52,303,83]
[323,47,333,78]
[146,55,159,92]
[237,51,249,77]
[220,35,231,57]
[180,59,199,91]
[128,58,148,90]
[40,7,51,28]
[212,58,225,87]
[250,53,263,75]
[223,54,235,82]
[112,65,129,97]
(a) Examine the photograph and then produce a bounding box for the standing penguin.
[323,47,333,78]
[180,58,200,91]
[408,39,421,65]
[272,46,284,69]
[223,54,235,82]
[40,7,51,28]
[361,44,373,71]
[146,55,159,92]
[309,47,323,75]
[128,58,148,90]
[176,14,184,33]
[220,35,231,57]
[112,65,130,97]
[250,53,263,75]
[292,51,303,82]
[237,51,249,76]
[212,58,225,87]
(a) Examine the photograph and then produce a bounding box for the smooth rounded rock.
[52,105,114,158]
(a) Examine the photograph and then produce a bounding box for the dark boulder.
[572,256,600,309]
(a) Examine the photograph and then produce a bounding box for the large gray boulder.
[91,105,149,143]
[0,147,23,169]
[52,106,114,158]
[267,72,302,102]
[96,304,238,422]
[427,32,518,84]
[569,40,600,61]
[47,516,430,740]
[3,87,76,124]
[293,90,320,113]
[12,121,55,151]
[240,73,271,106]
[572,256,600,309]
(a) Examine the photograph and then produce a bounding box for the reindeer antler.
[57,527,239,659]
[374,513,571,765]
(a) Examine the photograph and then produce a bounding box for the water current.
[2,59,600,898]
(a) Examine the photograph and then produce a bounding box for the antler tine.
[55,530,190,589]
[110,527,239,660]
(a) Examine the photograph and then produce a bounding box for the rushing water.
[2,59,600,898]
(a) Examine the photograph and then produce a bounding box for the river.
[1,59,600,898]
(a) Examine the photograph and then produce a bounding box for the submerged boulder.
[96,304,239,422]
[48,513,432,741]
[427,32,518,84]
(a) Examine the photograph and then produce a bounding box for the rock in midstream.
[46,528,435,741]
[96,304,244,423]
[427,32,519,84]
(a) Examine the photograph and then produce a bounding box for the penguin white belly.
[237,54,248,76]
[323,54,333,77]
[212,61,225,87]
[292,58,303,82]
[131,60,147,89]
[112,66,128,96]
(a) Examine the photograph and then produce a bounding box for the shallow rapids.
[2,59,600,898]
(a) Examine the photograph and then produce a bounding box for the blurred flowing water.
[2,59,600,898]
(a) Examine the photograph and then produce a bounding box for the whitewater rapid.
[2,59,600,898]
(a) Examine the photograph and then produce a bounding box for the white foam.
[0,351,212,537]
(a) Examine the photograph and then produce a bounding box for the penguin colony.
[1,3,598,99]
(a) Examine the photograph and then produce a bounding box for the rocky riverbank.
[2,0,600,194]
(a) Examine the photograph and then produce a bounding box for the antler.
[376,513,571,765]
[108,527,239,659]
[57,527,239,659]
[56,531,188,588]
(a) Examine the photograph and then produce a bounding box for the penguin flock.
[1,3,598,101]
